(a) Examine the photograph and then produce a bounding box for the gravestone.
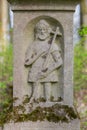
[4,0,80,130]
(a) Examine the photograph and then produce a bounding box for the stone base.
[4,119,80,130]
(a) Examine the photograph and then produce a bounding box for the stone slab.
[4,119,80,130]
[12,9,74,105]
[7,0,81,107]
[7,0,81,11]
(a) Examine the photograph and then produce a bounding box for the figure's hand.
[37,71,47,79]
[25,59,30,66]
[37,67,49,80]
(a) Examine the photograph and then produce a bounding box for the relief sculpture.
[25,19,63,102]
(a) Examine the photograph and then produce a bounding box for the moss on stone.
[12,104,79,123]
[0,95,79,125]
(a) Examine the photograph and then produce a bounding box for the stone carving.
[25,19,63,102]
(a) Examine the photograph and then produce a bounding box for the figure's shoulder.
[30,40,40,48]
[27,41,36,50]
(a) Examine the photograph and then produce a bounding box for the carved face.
[35,20,51,41]
[36,25,50,40]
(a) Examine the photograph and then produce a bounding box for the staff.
[42,27,62,71]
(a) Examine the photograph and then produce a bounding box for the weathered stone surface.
[5,0,80,129]
[7,0,80,11]
[0,127,2,130]
[4,120,80,130]
[13,10,74,105]
[24,19,63,102]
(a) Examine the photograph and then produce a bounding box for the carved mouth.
[38,34,48,40]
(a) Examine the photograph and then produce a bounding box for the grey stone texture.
[4,120,80,130]
[0,127,2,130]
[9,0,79,105]
[13,12,73,105]
[24,19,63,102]
[7,0,80,11]
[5,0,80,130]
[8,0,81,104]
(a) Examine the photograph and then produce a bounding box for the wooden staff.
[42,27,62,71]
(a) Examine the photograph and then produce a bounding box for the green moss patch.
[1,104,78,124]
[22,104,78,123]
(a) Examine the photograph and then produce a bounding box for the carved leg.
[45,82,60,102]
[31,82,45,102]
[44,82,52,101]
[51,83,60,101]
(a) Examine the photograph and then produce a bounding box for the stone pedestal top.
[7,0,81,11]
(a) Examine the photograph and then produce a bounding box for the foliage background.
[0,44,13,110]
[74,27,87,130]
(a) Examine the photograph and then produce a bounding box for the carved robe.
[25,39,62,83]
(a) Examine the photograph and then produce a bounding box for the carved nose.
[41,29,45,34]
[41,30,44,34]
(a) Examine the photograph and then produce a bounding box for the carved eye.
[42,68,48,72]
[35,52,37,55]
[25,59,29,62]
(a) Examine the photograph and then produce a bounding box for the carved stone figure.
[25,19,63,102]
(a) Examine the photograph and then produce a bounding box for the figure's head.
[35,19,51,40]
